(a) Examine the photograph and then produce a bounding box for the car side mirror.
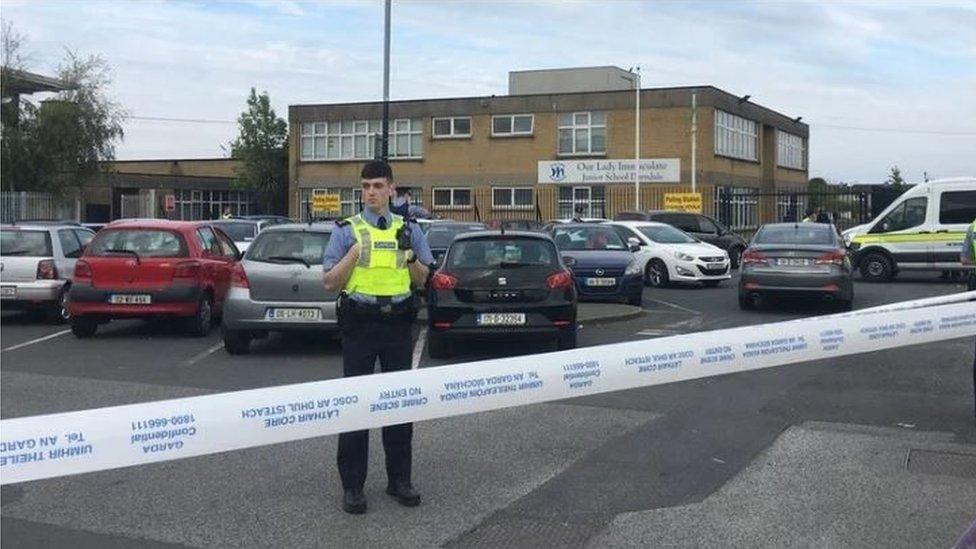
[562,255,577,267]
[627,237,642,252]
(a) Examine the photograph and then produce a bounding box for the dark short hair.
[361,160,393,181]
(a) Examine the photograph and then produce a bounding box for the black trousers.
[336,310,414,490]
[970,272,976,419]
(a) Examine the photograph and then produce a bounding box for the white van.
[842,177,976,281]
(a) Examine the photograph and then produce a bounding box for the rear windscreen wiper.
[499,261,546,268]
[267,256,310,268]
[106,248,140,263]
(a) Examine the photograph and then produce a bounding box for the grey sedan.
[738,223,853,311]
[222,223,338,354]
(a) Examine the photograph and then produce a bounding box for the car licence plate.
[586,277,616,287]
[707,263,725,270]
[266,308,321,321]
[477,313,525,326]
[0,286,15,298]
[777,258,811,267]
[109,294,151,304]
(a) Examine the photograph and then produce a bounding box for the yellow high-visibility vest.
[344,214,411,296]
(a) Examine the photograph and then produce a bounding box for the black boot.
[386,480,421,507]
[342,488,367,514]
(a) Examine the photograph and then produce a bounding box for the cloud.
[1,0,973,182]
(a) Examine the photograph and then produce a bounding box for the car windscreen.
[211,222,258,241]
[753,225,836,245]
[89,230,189,257]
[552,226,626,251]
[638,225,698,244]
[447,238,558,269]
[0,230,53,256]
[426,224,486,248]
[246,230,331,266]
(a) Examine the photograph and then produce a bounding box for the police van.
[843,177,976,282]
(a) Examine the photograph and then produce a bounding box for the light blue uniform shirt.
[321,208,434,303]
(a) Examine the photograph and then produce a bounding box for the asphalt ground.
[1,271,974,548]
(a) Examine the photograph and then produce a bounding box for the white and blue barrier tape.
[2,292,975,485]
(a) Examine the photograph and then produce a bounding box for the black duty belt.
[341,294,415,319]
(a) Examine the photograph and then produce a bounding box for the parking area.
[2,271,975,548]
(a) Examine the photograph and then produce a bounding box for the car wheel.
[46,288,70,324]
[738,293,756,311]
[702,280,722,288]
[222,326,252,355]
[185,295,213,337]
[729,247,743,269]
[557,326,577,350]
[859,252,894,282]
[646,259,670,288]
[70,315,98,338]
[427,331,452,359]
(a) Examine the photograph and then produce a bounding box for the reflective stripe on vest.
[344,214,411,296]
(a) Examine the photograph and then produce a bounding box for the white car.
[607,221,731,287]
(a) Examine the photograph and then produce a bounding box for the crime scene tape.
[2,291,975,485]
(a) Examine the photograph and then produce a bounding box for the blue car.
[549,223,644,306]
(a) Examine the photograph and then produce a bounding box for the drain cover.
[906,449,976,479]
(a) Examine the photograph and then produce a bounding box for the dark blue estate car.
[549,223,644,306]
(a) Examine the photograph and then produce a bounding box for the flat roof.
[1,67,74,96]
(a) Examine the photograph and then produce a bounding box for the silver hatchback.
[221,223,338,354]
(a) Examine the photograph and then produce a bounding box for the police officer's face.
[361,177,393,212]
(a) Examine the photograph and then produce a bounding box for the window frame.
[431,116,472,139]
[714,110,758,162]
[491,114,535,137]
[557,111,606,156]
[777,130,806,170]
[432,187,472,210]
[491,186,535,210]
[298,118,423,160]
[938,190,976,225]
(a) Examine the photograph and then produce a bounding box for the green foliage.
[1,23,125,195]
[230,88,288,213]
[886,166,906,188]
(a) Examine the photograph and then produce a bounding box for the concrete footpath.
[587,422,976,549]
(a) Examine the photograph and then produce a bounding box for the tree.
[230,88,288,214]
[1,23,125,195]
[886,166,906,188]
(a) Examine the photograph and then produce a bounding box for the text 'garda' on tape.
[2,292,975,485]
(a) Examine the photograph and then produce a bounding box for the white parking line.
[412,328,427,369]
[186,342,224,365]
[1,330,71,352]
[647,298,701,315]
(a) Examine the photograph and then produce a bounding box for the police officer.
[321,160,434,514]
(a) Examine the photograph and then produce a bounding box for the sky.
[2,0,975,184]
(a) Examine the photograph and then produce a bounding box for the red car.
[68,219,240,338]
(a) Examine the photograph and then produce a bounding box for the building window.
[714,110,758,161]
[557,111,606,155]
[713,187,759,231]
[777,130,806,170]
[432,116,471,138]
[174,190,253,221]
[558,185,605,218]
[492,114,534,136]
[300,118,422,160]
[492,187,534,210]
[432,188,471,209]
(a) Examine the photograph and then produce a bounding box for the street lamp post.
[381,0,391,161]
[620,68,641,210]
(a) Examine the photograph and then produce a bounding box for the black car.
[614,211,747,268]
[738,223,853,311]
[424,221,488,265]
[426,231,578,358]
